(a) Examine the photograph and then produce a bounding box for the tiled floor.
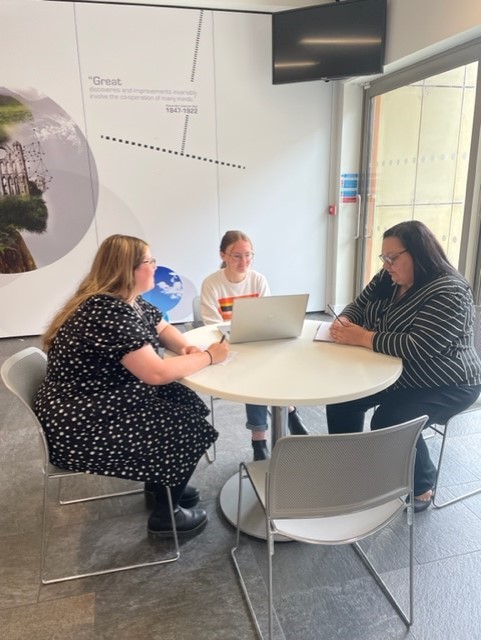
[2,329,481,639]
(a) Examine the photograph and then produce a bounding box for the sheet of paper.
[313,322,334,342]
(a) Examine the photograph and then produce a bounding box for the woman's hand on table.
[329,318,375,349]
[206,340,229,364]
[180,340,228,364]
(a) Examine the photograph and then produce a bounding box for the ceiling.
[69,0,331,13]
[163,0,327,11]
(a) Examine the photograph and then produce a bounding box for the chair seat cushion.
[272,498,405,544]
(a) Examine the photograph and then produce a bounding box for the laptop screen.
[218,294,309,344]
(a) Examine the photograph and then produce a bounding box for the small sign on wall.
[340,173,358,203]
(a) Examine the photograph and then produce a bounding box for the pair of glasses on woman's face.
[225,252,254,262]
[139,257,157,266]
[378,249,407,266]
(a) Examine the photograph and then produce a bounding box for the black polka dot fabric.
[34,295,217,486]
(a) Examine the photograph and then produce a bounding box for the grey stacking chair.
[231,416,428,639]
[1,346,179,584]
[431,304,481,509]
[191,294,204,329]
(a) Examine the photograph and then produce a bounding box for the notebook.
[313,322,335,342]
[218,293,309,344]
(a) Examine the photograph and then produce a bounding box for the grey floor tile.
[0,336,42,359]
[275,575,416,640]
[0,532,40,609]
[386,550,481,640]
[0,592,95,640]
[93,557,255,640]
[411,501,481,564]
[428,433,481,481]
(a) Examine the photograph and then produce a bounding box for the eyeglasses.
[378,250,408,266]
[225,252,254,262]
[139,257,157,266]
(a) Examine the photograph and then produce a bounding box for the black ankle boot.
[145,483,200,510]
[288,408,309,435]
[252,439,270,461]
[178,485,200,509]
[147,506,208,537]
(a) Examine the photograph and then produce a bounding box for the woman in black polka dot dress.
[34,234,229,536]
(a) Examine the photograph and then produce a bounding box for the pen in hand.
[220,334,226,344]
[327,304,347,327]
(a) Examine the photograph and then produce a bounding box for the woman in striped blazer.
[327,220,481,512]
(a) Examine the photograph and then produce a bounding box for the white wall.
[386,0,481,70]
[212,12,330,299]
[1,0,331,337]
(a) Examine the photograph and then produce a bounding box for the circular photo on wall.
[0,88,98,275]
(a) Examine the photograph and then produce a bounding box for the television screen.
[272,0,387,84]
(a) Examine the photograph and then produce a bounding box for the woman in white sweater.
[200,230,308,461]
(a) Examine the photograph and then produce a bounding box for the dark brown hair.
[375,220,460,298]
[383,220,457,287]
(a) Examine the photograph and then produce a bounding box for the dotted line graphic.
[191,11,203,83]
[101,135,246,170]
[181,115,189,155]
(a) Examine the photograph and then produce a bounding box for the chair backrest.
[266,416,428,519]
[192,295,204,328]
[1,347,47,413]
[1,347,50,470]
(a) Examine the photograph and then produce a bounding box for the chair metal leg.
[352,501,413,627]
[40,469,51,585]
[204,396,217,464]
[41,476,180,584]
[60,487,144,505]
[231,464,265,640]
[431,418,481,509]
[434,484,481,509]
[267,515,275,640]
[49,468,145,505]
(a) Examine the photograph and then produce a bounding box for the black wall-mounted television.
[272,0,387,85]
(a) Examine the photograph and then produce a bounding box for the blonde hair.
[42,234,148,350]
[219,230,253,268]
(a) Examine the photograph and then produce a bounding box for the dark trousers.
[326,384,481,495]
[148,479,189,518]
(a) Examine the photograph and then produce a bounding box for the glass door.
[357,42,481,294]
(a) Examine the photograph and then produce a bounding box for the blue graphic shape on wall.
[142,265,183,320]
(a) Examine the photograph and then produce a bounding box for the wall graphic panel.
[74,3,221,322]
[0,1,99,337]
[1,0,331,336]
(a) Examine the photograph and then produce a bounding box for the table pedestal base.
[219,473,290,541]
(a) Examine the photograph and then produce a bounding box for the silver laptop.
[218,294,309,344]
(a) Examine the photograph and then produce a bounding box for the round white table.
[179,320,402,539]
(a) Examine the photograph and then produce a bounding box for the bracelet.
[205,349,213,365]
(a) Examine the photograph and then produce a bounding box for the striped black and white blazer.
[342,270,481,389]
